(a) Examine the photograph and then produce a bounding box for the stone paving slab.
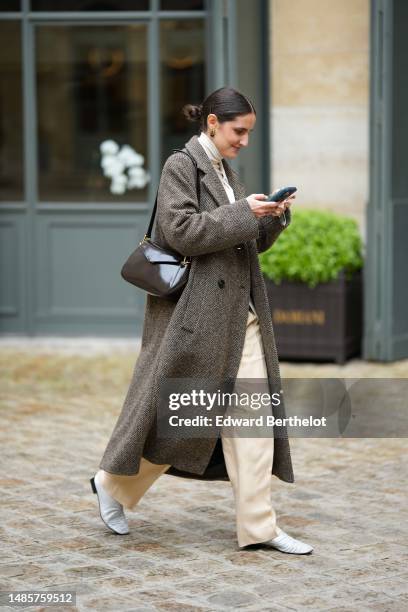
[0,346,407,611]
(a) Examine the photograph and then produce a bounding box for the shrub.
[259,209,364,288]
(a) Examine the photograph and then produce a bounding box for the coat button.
[218,279,225,288]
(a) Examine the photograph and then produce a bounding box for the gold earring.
[210,128,216,137]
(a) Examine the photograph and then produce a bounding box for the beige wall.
[270,0,370,236]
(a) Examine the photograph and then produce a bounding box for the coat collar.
[184,134,246,206]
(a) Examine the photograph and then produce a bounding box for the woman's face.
[206,112,256,159]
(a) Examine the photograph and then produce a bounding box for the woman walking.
[91,87,313,555]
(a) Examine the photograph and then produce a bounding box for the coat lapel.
[222,159,247,200]
[184,135,246,207]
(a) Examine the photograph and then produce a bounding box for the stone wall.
[270,0,370,238]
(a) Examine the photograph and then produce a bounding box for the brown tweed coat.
[99,134,295,484]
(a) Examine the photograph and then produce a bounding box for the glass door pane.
[36,24,148,202]
[160,1,204,9]
[0,21,23,202]
[0,1,20,10]
[31,1,149,10]
[160,19,205,165]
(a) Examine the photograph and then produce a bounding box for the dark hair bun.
[182,103,203,122]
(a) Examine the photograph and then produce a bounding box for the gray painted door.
[0,8,207,337]
[33,21,152,337]
[364,0,408,360]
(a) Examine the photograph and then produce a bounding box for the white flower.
[117,145,144,167]
[100,139,119,155]
[127,166,144,179]
[100,154,119,169]
[110,180,127,194]
[99,140,150,194]
[113,173,127,184]
[128,175,147,189]
[102,157,126,178]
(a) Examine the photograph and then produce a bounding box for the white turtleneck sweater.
[197,131,257,315]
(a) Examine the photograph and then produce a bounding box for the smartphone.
[265,186,297,202]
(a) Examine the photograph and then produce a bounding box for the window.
[0,1,20,11]
[160,19,205,165]
[0,21,23,202]
[36,24,148,202]
[31,1,149,11]
[161,1,204,10]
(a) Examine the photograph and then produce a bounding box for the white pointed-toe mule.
[264,529,313,554]
[90,471,129,535]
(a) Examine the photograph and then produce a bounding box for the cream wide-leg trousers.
[98,308,280,547]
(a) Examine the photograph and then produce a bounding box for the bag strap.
[144,148,200,241]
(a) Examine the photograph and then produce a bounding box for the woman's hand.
[246,190,296,219]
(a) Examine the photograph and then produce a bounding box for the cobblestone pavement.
[0,342,407,611]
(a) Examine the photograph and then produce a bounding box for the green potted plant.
[259,209,364,363]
